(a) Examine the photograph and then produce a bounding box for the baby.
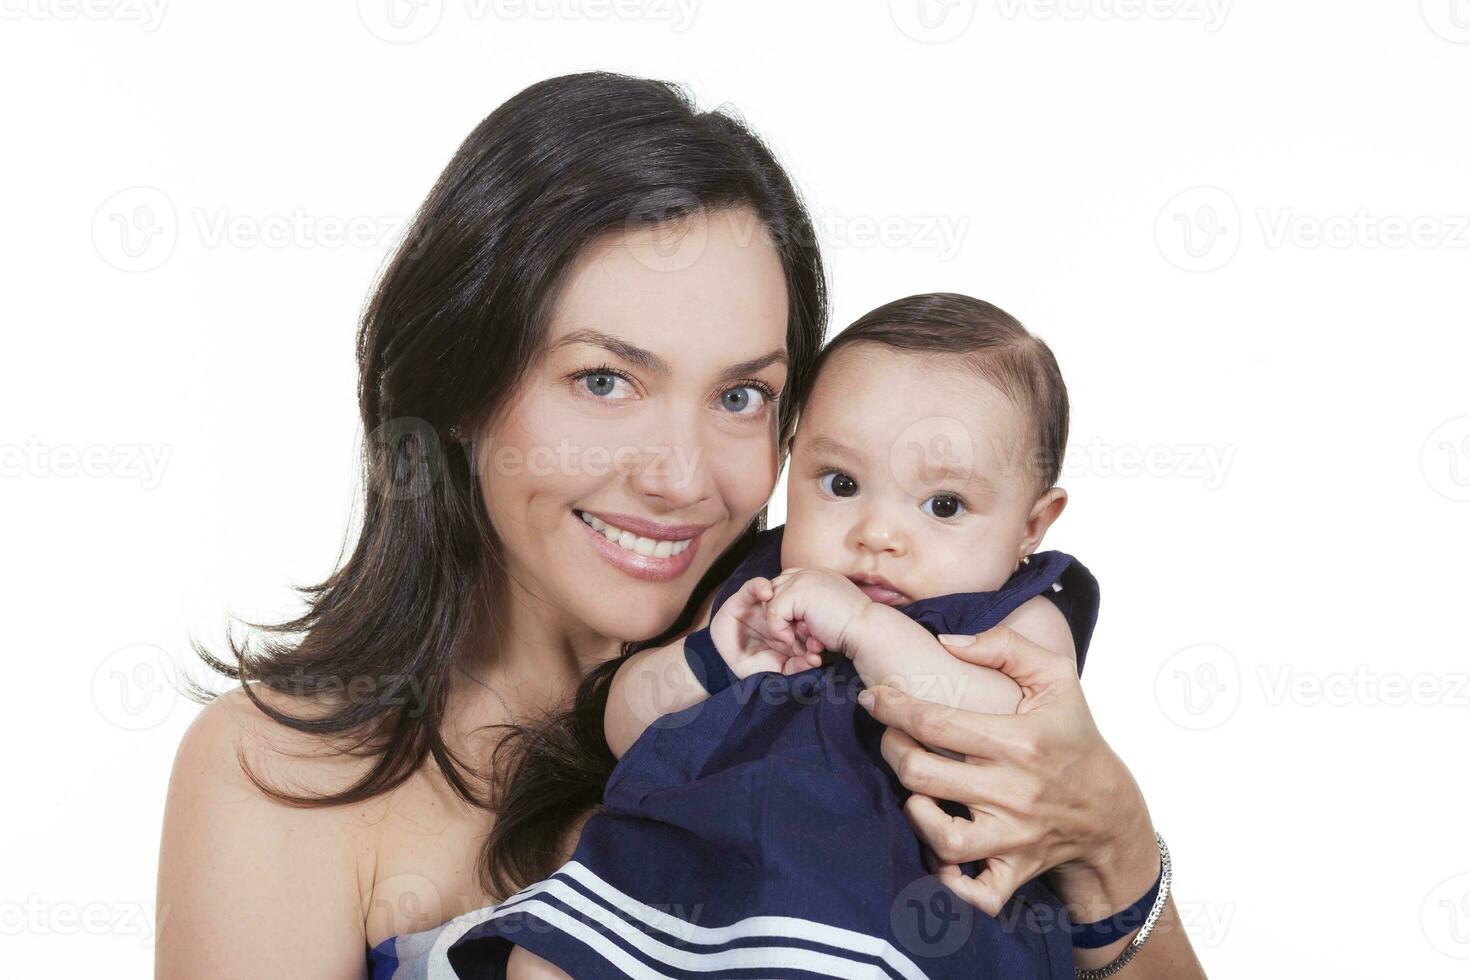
[605,291,1084,762]
[488,292,1099,980]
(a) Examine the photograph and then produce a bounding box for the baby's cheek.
[937,539,1016,593]
[776,514,831,570]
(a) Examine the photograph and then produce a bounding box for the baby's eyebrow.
[920,463,997,497]
[798,434,861,460]
[803,433,999,496]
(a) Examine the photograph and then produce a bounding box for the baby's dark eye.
[923,494,965,520]
[819,471,858,498]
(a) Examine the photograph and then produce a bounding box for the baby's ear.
[1020,486,1067,554]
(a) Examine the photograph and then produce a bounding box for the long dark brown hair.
[190,72,827,896]
[482,292,1069,898]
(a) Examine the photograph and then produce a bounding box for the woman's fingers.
[865,685,1031,762]
[901,792,992,864]
[900,792,1036,865]
[935,625,1071,692]
[937,854,1036,918]
[879,727,992,800]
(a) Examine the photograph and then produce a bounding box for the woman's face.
[479,208,790,644]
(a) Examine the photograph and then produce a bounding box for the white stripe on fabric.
[491,897,901,979]
[461,861,928,979]
[420,873,574,980]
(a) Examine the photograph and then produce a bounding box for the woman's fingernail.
[937,633,976,646]
[857,690,875,710]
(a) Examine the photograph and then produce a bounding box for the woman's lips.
[574,509,705,583]
[578,510,708,540]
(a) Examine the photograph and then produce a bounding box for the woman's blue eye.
[819,471,858,498]
[923,494,965,520]
[580,371,633,398]
[719,385,767,415]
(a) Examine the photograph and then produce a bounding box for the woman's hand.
[859,624,1205,976]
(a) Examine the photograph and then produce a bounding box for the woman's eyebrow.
[718,348,787,381]
[551,329,670,373]
[551,330,786,381]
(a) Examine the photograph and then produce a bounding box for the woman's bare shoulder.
[175,682,386,801]
[156,684,385,979]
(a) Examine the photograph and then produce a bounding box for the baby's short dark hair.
[791,292,1069,494]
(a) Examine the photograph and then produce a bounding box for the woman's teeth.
[579,512,692,558]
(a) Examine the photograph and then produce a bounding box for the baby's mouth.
[847,573,909,606]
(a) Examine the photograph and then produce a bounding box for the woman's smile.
[574,508,708,582]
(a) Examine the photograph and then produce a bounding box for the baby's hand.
[709,577,826,680]
[763,567,874,658]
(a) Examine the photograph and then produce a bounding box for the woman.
[156,72,1205,979]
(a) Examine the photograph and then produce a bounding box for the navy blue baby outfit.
[445,526,1100,979]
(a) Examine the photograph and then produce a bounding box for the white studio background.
[2,3,1467,977]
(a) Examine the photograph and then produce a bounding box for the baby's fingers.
[763,604,800,651]
[793,621,825,655]
[740,576,774,602]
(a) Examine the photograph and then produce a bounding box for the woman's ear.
[1020,486,1067,555]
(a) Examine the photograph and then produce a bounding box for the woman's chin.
[598,595,688,646]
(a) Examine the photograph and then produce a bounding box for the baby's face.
[782,345,1048,605]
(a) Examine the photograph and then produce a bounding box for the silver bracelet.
[1074,831,1172,980]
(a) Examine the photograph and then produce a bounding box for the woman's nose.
[624,426,711,512]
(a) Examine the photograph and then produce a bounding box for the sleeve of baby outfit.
[683,627,739,695]
[680,525,788,696]
[1041,555,1100,678]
